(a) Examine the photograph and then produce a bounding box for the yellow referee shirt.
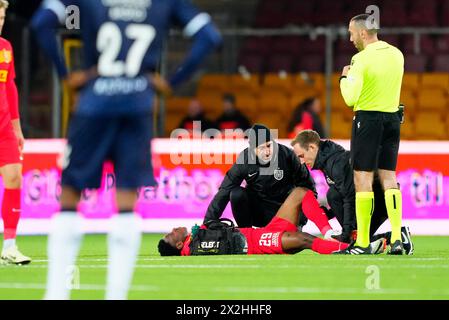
[340,40,404,112]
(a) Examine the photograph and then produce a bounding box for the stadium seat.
[435,35,449,53]
[262,73,294,94]
[300,36,326,54]
[400,89,418,114]
[272,36,303,56]
[257,0,285,15]
[313,0,344,25]
[295,54,324,72]
[197,93,223,119]
[197,74,230,94]
[166,97,190,113]
[165,112,186,137]
[414,112,447,139]
[334,54,353,72]
[257,90,289,113]
[266,54,294,73]
[404,54,428,72]
[335,38,356,55]
[254,112,284,137]
[420,73,449,91]
[443,0,449,26]
[229,74,260,96]
[240,37,272,56]
[381,9,407,27]
[403,35,435,55]
[330,73,343,90]
[293,72,325,93]
[446,115,449,138]
[331,89,348,111]
[432,54,449,72]
[284,0,315,26]
[417,88,448,111]
[401,73,420,92]
[237,53,264,73]
[379,35,401,48]
[254,12,285,28]
[330,112,352,139]
[235,92,258,119]
[196,87,223,101]
[400,117,415,140]
[407,0,438,26]
[344,0,384,22]
[289,91,321,115]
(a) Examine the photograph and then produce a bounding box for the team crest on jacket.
[0,49,12,64]
[326,176,335,185]
[274,169,284,181]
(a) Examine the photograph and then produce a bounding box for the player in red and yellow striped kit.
[0,0,30,265]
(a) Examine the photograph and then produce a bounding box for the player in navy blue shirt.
[31,0,221,300]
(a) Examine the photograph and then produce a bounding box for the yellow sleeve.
[339,55,364,107]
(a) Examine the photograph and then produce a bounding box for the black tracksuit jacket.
[204,142,316,222]
[312,140,356,232]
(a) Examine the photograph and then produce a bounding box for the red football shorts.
[0,123,21,167]
[239,217,298,255]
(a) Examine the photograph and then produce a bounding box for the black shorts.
[350,111,401,171]
[61,113,156,190]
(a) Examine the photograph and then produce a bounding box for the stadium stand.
[433,54,449,72]
[167,69,449,140]
[134,0,449,140]
[415,112,447,139]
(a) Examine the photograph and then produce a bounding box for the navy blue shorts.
[61,113,156,190]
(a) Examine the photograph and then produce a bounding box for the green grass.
[1,235,449,300]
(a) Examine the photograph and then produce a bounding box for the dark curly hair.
[158,239,182,256]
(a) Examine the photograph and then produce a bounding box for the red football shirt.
[0,37,19,131]
[180,217,297,256]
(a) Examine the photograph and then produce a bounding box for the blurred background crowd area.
[3,0,449,140]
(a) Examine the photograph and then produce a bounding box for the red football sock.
[2,189,21,240]
[311,238,349,254]
[301,190,333,235]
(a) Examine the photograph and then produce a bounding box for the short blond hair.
[0,0,8,9]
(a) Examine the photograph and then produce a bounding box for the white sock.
[2,238,16,251]
[105,213,141,300]
[45,213,83,300]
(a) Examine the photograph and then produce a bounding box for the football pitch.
[1,235,449,300]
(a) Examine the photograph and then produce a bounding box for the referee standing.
[339,14,404,254]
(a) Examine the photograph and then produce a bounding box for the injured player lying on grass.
[158,187,386,256]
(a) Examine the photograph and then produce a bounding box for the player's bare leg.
[275,190,349,254]
[275,187,335,238]
[280,230,347,254]
[378,169,404,254]
[274,187,307,226]
[281,231,315,254]
[45,186,83,300]
[0,163,30,264]
[275,187,381,254]
[105,189,142,300]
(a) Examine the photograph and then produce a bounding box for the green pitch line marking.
[23,256,449,264]
[2,282,449,297]
[7,263,449,270]
[0,283,158,292]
